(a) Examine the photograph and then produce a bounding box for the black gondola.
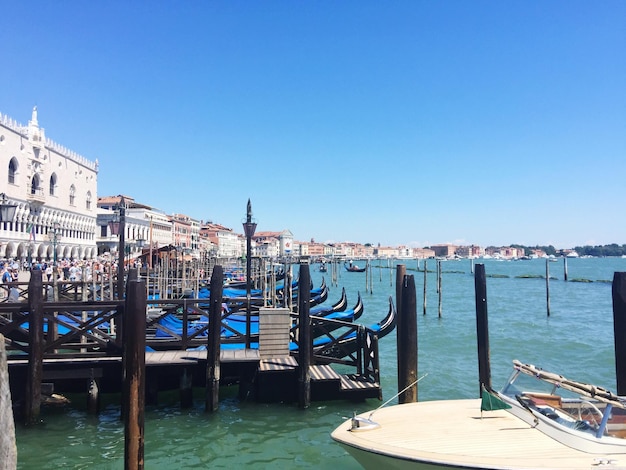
[344,261,366,273]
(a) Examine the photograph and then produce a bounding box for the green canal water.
[15,257,626,468]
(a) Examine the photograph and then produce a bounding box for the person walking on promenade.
[45,263,53,282]
[2,265,13,298]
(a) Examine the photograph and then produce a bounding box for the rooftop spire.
[31,106,38,126]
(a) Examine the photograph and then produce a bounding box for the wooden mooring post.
[297,262,312,409]
[397,273,417,403]
[423,260,427,315]
[612,272,626,396]
[395,264,405,395]
[87,368,100,415]
[0,334,17,468]
[437,260,443,318]
[119,270,139,421]
[474,264,492,395]
[123,277,146,470]
[545,259,551,317]
[25,270,44,426]
[206,265,224,412]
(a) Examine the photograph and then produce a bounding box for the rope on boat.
[368,373,429,419]
[345,374,429,432]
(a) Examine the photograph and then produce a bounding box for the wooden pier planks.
[9,349,380,403]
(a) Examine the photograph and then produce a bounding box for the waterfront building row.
[2,107,560,266]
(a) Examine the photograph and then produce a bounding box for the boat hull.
[341,444,444,470]
[335,444,461,470]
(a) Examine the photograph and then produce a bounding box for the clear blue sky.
[2,1,624,249]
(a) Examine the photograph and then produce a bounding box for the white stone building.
[0,107,98,263]
[201,222,242,259]
[96,195,173,261]
[253,230,294,258]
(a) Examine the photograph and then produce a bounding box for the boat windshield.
[501,369,579,401]
[501,364,626,440]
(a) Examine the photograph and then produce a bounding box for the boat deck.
[332,399,626,469]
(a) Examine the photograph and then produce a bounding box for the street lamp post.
[0,193,17,224]
[26,202,43,270]
[108,196,126,299]
[148,215,154,270]
[0,194,17,278]
[242,199,257,349]
[175,245,182,296]
[136,238,145,269]
[48,222,61,268]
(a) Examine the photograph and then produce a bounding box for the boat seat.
[523,392,562,409]
[608,427,626,438]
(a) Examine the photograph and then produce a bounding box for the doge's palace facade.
[0,107,98,263]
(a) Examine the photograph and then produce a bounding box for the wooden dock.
[8,348,381,404]
[2,266,384,424]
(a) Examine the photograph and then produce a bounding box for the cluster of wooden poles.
[392,266,626,405]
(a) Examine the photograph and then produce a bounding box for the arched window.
[49,173,57,196]
[8,157,18,184]
[69,184,76,206]
[86,191,92,210]
[31,174,41,195]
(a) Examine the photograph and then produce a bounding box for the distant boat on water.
[345,261,366,273]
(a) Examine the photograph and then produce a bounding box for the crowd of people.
[0,257,147,287]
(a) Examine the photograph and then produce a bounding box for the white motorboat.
[499,360,626,454]
[331,360,626,469]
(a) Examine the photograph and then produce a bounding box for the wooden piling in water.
[25,270,44,426]
[546,259,551,317]
[0,334,17,468]
[423,260,427,315]
[398,274,418,403]
[123,278,146,470]
[297,263,312,409]
[563,257,568,281]
[395,264,406,395]
[180,369,193,409]
[118,270,139,422]
[87,369,100,415]
[474,264,492,395]
[612,272,626,396]
[438,261,443,318]
[206,265,224,412]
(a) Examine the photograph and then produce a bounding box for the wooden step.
[258,356,297,372]
[310,364,342,382]
[256,356,298,403]
[310,364,342,399]
[339,373,379,391]
[339,373,381,400]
